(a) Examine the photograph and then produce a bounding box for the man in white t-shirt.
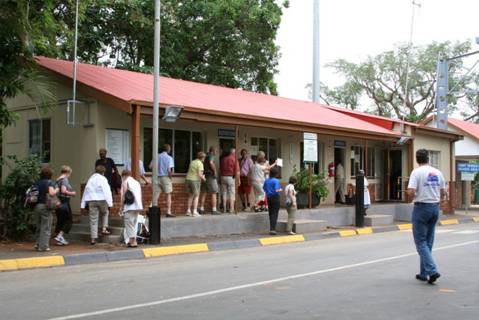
[335,162,346,204]
[407,149,446,284]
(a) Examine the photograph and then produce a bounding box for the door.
[219,138,235,155]
[389,150,402,200]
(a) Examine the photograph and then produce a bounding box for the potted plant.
[294,167,329,209]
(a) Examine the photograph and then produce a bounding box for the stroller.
[122,214,150,245]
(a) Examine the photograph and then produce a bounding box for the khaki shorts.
[159,176,173,194]
[185,179,201,196]
[221,176,236,199]
[202,177,219,193]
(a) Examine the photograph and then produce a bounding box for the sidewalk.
[1,213,478,272]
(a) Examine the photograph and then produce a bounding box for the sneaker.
[37,247,51,252]
[192,212,201,217]
[166,213,176,218]
[198,209,205,215]
[428,273,441,284]
[186,211,193,217]
[269,230,277,235]
[416,274,427,282]
[55,235,69,245]
[211,210,221,215]
[288,231,296,235]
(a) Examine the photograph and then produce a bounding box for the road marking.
[142,243,208,258]
[454,230,479,235]
[439,219,459,226]
[436,229,454,234]
[397,224,412,231]
[356,227,373,235]
[339,230,357,237]
[260,235,305,246]
[47,240,479,320]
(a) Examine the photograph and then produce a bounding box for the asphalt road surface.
[1,223,478,320]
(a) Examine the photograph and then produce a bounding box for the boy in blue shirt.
[263,167,282,235]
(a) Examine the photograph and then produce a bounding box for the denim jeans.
[412,202,439,277]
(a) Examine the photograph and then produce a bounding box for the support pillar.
[131,104,141,180]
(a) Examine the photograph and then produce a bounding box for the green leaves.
[322,40,478,122]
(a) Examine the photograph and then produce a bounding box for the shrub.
[294,167,329,201]
[0,155,42,240]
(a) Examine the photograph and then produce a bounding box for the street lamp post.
[149,0,161,244]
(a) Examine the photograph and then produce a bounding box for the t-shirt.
[203,154,215,178]
[407,165,445,203]
[251,163,266,183]
[157,152,174,177]
[263,178,281,198]
[284,184,296,205]
[186,159,204,181]
[95,157,116,185]
[36,179,56,204]
[220,154,237,177]
[57,177,73,199]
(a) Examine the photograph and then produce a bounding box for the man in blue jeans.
[407,149,446,284]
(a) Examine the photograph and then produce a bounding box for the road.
[0,223,478,320]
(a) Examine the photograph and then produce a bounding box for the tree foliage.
[322,41,478,122]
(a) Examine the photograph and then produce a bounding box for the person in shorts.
[220,148,240,213]
[238,149,253,210]
[200,147,220,215]
[185,152,206,217]
[150,144,175,217]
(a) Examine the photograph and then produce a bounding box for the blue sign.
[457,163,479,173]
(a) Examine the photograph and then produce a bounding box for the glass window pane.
[251,137,258,146]
[159,128,173,152]
[42,119,51,162]
[143,128,152,172]
[259,138,268,157]
[29,120,41,157]
[192,132,202,160]
[174,130,190,173]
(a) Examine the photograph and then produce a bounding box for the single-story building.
[2,57,462,217]
[424,116,479,208]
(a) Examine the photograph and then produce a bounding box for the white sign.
[303,132,318,163]
[461,172,475,181]
[106,129,129,165]
[276,158,283,167]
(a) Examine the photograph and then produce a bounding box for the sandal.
[101,229,111,235]
[127,243,138,248]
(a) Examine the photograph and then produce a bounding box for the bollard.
[148,206,161,244]
[355,171,365,228]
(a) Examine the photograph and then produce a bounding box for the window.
[29,119,51,163]
[143,128,203,174]
[250,137,281,163]
[351,146,376,177]
[428,151,440,169]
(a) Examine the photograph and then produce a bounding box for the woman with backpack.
[54,165,76,246]
[120,170,143,248]
[34,166,59,252]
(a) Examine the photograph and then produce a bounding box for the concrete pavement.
[0,223,478,319]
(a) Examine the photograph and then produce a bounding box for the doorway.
[334,146,346,203]
[219,138,235,155]
[385,149,402,201]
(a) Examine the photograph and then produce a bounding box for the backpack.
[24,184,39,208]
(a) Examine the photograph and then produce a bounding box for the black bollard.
[355,171,365,228]
[148,206,161,244]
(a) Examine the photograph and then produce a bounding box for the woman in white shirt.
[81,165,113,245]
[120,170,143,247]
[359,170,371,215]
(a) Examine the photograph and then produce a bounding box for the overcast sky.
[275,0,479,103]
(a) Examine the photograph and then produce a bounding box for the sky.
[275,0,479,104]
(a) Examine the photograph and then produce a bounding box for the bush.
[0,155,42,240]
[294,167,329,201]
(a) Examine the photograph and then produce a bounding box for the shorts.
[185,179,201,196]
[221,176,236,199]
[159,176,173,194]
[238,176,252,194]
[202,177,219,193]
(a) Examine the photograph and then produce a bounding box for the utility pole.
[149,0,161,244]
[312,0,320,103]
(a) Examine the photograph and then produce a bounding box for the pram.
[122,214,150,244]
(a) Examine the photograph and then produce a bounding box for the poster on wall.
[303,132,318,163]
[106,129,129,165]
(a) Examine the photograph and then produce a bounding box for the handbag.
[46,193,61,210]
[124,181,135,205]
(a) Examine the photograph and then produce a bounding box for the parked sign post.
[303,133,318,209]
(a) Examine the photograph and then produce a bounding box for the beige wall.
[413,132,452,180]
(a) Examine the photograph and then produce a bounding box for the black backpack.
[24,184,39,208]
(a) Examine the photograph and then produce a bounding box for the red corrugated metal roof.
[36,56,399,137]
[448,118,479,141]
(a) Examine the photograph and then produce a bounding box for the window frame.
[428,150,440,169]
[28,118,51,163]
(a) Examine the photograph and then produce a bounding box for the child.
[284,176,298,235]
[263,167,282,235]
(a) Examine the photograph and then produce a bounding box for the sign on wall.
[106,129,129,165]
[303,132,318,163]
[461,172,476,181]
[457,163,479,173]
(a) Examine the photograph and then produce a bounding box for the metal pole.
[355,171,365,228]
[69,0,80,126]
[312,0,320,103]
[149,0,161,244]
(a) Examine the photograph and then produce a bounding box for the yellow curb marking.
[143,243,209,258]
[0,259,19,272]
[473,217,479,223]
[398,224,412,230]
[16,256,64,270]
[439,219,459,226]
[356,227,373,235]
[339,230,357,237]
[260,235,305,246]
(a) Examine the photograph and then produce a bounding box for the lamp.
[397,136,411,145]
[162,105,183,122]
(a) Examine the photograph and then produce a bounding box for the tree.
[322,41,477,122]
[67,0,288,94]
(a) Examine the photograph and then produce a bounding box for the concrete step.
[276,219,327,233]
[67,231,121,244]
[70,224,123,235]
[79,215,124,227]
[364,214,394,226]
